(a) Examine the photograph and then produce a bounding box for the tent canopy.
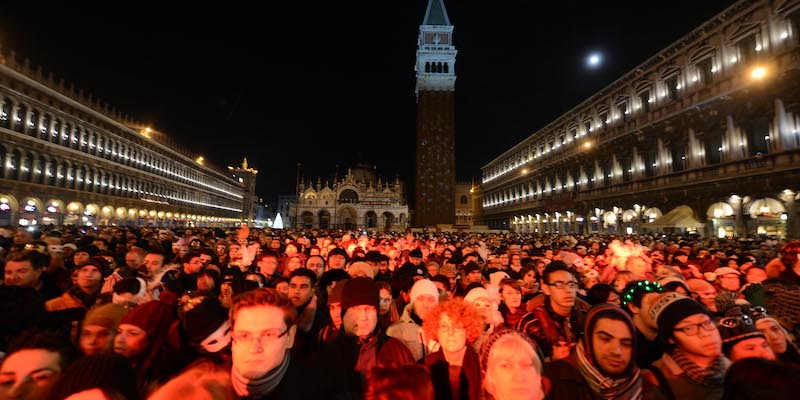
[642,205,705,229]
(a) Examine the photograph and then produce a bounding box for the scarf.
[296,295,318,333]
[231,350,291,398]
[669,348,726,387]
[576,342,642,400]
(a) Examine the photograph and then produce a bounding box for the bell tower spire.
[414,0,456,227]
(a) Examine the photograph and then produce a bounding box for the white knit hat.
[409,279,440,304]
[464,287,490,304]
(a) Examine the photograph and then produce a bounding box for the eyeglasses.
[232,328,290,345]
[674,319,716,336]
[718,314,753,328]
[548,281,579,290]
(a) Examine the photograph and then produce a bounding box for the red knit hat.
[119,300,175,340]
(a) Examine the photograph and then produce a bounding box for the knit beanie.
[409,248,423,258]
[83,303,129,330]
[183,298,229,344]
[341,277,379,312]
[47,354,138,400]
[409,279,439,305]
[119,300,175,340]
[479,328,543,374]
[650,292,710,341]
[717,306,763,356]
[81,257,110,278]
[464,287,491,304]
[329,279,349,304]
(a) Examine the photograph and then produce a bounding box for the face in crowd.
[501,283,522,309]
[484,334,544,400]
[257,255,279,277]
[232,303,295,380]
[542,270,578,313]
[413,293,438,321]
[591,316,634,377]
[288,275,313,308]
[0,348,63,400]
[4,259,41,288]
[343,305,378,340]
[670,313,722,363]
[144,253,166,275]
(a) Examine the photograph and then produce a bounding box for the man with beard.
[311,277,414,399]
[545,305,642,400]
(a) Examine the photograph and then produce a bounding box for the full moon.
[587,53,602,67]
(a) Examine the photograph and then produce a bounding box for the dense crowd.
[1,225,800,400]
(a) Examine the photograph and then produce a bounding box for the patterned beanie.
[650,292,710,341]
[479,328,543,374]
[716,306,763,356]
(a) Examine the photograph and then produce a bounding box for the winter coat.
[423,347,483,400]
[310,330,415,400]
[386,303,440,361]
[641,353,730,400]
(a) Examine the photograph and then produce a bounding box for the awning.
[642,205,705,229]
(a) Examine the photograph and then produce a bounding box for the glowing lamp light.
[781,213,789,221]
[751,67,766,79]
[730,56,737,63]
[755,45,762,51]
[760,206,770,214]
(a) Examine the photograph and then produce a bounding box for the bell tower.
[414,0,457,227]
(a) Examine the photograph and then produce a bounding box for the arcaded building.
[0,50,256,227]
[475,0,800,238]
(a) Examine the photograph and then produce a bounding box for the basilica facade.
[293,165,409,230]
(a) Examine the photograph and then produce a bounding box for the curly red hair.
[421,298,483,344]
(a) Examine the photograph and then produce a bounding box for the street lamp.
[751,67,766,80]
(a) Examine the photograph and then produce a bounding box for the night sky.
[0,1,735,207]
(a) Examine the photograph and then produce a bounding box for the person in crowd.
[479,329,544,400]
[498,278,525,328]
[716,306,775,362]
[229,288,315,399]
[455,261,482,297]
[544,304,642,400]
[686,278,718,313]
[4,250,61,301]
[174,297,232,372]
[752,306,800,364]
[585,283,620,306]
[79,303,129,356]
[255,250,282,288]
[287,268,327,360]
[46,258,109,342]
[463,286,502,352]
[364,364,435,400]
[764,241,799,283]
[327,247,348,271]
[0,330,77,400]
[164,251,204,295]
[377,281,400,331]
[388,278,441,361]
[305,255,326,280]
[713,267,742,295]
[47,354,139,400]
[317,278,348,345]
[113,299,176,391]
[621,280,665,368]
[643,292,729,400]
[721,357,800,400]
[311,277,414,398]
[517,261,589,361]
[421,298,483,400]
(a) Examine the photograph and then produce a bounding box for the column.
[730,196,747,237]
